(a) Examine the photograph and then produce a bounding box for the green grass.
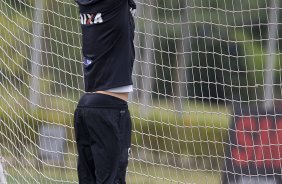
[127,162,221,184]
[6,167,77,184]
[4,161,221,184]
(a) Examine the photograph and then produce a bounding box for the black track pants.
[74,93,132,184]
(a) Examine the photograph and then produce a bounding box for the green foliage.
[130,102,230,168]
[137,0,274,101]
[235,28,282,99]
[0,88,76,151]
[0,0,83,99]
[0,2,33,92]
[42,0,83,94]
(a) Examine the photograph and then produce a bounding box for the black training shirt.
[76,0,135,92]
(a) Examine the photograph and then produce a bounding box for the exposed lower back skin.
[95,91,129,101]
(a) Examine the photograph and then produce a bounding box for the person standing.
[74,0,136,183]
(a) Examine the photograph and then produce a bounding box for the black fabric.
[128,0,136,9]
[74,93,131,184]
[76,0,136,12]
[77,0,135,92]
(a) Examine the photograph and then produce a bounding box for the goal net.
[0,0,281,183]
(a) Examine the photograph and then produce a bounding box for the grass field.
[5,161,221,184]
[127,161,221,184]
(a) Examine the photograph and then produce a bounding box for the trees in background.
[1,0,282,104]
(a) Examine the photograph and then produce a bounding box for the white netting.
[0,0,281,183]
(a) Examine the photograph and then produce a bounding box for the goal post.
[1,0,282,183]
[0,156,7,184]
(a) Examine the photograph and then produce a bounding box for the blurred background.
[0,0,282,183]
